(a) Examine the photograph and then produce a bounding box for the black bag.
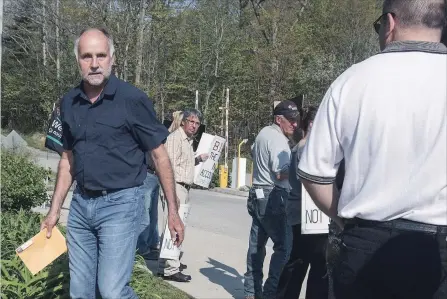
[44,104,64,156]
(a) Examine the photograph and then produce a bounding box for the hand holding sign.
[194,134,226,188]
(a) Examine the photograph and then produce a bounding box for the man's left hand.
[199,153,209,162]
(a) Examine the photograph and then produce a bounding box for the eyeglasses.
[185,119,200,126]
[373,12,396,34]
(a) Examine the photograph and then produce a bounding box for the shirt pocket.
[94,117,128,147]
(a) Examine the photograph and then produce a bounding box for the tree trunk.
[55,0,60,93]
[42,0,47,69]
[268,9,278,103]
[134,0,147,86]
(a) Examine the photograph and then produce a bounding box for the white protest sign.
[194,135,226,188]
[301,184,330,234]
[159,204,191,260]
[194,133,215,181]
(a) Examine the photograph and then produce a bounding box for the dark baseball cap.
[273,100,299,120]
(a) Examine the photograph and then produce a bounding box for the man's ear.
[386,13,396,36]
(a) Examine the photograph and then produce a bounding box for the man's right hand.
[40,210,60,238]
[168,210,185,247]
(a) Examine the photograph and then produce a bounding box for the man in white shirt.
[297,1,447,298]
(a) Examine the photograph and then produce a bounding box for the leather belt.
[344,217,447,234]
[78,185,123,198]
[177,182,191,191]
[147,167,156,175]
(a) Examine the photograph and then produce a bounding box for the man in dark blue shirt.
[40,28,184,299]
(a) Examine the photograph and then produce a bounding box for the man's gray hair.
[73,28,115,60]
[182,108,203,123]
[383,0,446,29]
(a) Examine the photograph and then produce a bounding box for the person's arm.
[126,94,184,246]
[41,98,75,238]
[40,151,74,238]
[301,179,344,228]
[297,87,344,228]
[151,144,184,246]
[194,153,209,165]
[270,145,291,181]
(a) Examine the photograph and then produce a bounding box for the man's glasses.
[373,12,396,34]
[185,119,200,126]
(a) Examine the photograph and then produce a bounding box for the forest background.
[2,0,446,156]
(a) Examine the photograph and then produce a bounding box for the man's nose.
[91,57,99,68]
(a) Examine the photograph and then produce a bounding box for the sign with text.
[159,204,191,260]
[301,184,330,234]
[194,135,226,188]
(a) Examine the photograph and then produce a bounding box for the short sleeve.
[60,97,74,151]
[270,141,291,174]
[127,94,169,151]
[297,87,344,184]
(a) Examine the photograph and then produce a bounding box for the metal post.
[237,139,248,189]
[225,88,229,168]
[195,90,199,110]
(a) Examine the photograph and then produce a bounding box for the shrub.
[1,149,50,211]
[1,211,192,299]
[1,210,70,299]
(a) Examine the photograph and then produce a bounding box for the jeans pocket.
[265,188,286,216]
[106,186,142,203]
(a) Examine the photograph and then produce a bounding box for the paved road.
[36,168,308,298]
[152,189,307,299]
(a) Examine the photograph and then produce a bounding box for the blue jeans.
[137,172,160,255]
[244,186,291,298]
[67,185,144,299]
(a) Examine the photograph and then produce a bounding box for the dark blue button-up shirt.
[60,74,168,190]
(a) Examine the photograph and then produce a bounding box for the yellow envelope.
[16,226,68,275]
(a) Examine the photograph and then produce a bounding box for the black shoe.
[180,263,187,271]
[161,272,191,282]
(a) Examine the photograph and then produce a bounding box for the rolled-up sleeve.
[127,94,169,151]
[297,87,344,184]
[270,142,291,175]
[60,98,74,151]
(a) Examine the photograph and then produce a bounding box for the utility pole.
[195,90,199,110]
[220,87,225,137]
[225,88,229,168]
[0,0,3,106]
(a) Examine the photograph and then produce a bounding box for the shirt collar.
[270,123,289,142]
[381,41,447,55]
[179,127,193,143]
[74,74,118,101]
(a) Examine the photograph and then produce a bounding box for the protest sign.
[194,134,226,188]
[301,184,330,234]
[159,204,191,260]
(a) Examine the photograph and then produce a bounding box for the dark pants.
[244,186,291,299]
[333,219,447,299]
[277,225,328,299]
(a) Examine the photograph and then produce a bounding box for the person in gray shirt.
[277,106,329,299]
[244,100,299,299]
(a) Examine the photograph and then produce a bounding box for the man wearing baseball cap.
[243,100,299,299]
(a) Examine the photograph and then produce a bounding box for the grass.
[21,133,47,151]
[1,210,194,299]
[131,256,194,299]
